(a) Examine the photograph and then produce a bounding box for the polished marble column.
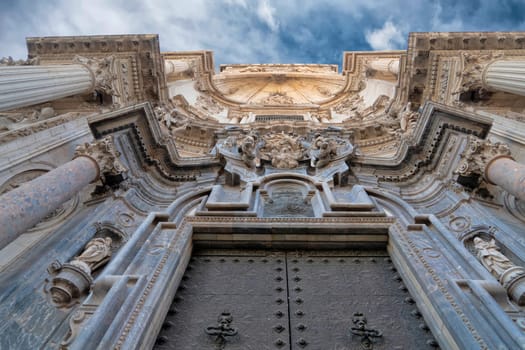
[486,156,525,201]
[0,136,126,249]
[0,156,98,249]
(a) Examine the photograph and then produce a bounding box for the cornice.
[353,102,493,182]
[87,103,221,182]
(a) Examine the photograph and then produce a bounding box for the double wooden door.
[154,249,437,350]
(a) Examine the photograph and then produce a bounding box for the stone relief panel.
[260,180,316,218]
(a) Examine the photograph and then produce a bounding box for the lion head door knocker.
[350,312,383,350]
[205,311,238,349]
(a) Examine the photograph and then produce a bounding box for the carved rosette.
[456,136,512,181]
[74,136,127,183]
[73,55,118,96]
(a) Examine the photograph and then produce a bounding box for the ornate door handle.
[205,312,238,349]
[350,312,383,350]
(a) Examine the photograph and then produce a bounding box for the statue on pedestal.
[473,236,525,305]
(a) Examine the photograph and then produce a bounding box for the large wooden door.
[154,250,437,350]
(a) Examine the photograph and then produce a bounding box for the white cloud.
[224,0,248,8]
[1,0,523,64]
[365,21,405,50]
[257,0,279,32]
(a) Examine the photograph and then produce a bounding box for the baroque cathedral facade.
[1,32,525,349]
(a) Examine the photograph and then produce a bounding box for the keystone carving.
[474,236,525,305]
[455,136,512,180]
[74,136,127,183]
[73,55,118,96]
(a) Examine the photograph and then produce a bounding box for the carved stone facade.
[1,32,525,350]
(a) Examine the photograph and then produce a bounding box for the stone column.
[456,136,525,201]
[0,56,117,112]
[366,58,400,75]
[485,157,525,201]
[483,60,525,97]
[164,60,191,75]
[0,136,126,249]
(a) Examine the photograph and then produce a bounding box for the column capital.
[456,136,512,182]
[74,136,127,183]
[73,55,118,96]
[456,51,504,94]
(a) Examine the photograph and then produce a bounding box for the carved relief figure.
[398,102,419,133]
[155,105,190,136]
[239,135,257,168]
[70,237,113,274]
[473,237,514,278]
[309,135,338,168]
[259,132,305,169]
[259,92,295,105]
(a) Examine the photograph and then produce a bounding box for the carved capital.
[73,55,118,96]
[74,136,127,182]
[456,51,503,94]
[456,136,512,179]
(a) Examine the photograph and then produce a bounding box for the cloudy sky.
[1,0,525,67]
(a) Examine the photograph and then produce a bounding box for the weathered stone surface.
[1,32,525,350]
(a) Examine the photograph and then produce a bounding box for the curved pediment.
[212,64,346,106]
